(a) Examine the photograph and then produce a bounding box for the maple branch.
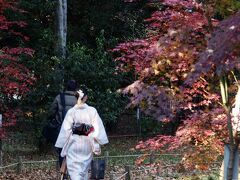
[231,71,240,87]
[220,75,228,106]
[200,76,223,106]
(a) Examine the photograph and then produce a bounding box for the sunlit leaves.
[113,0,216,119]
[113,0,237,170]
[136,108,227,170]
[186,11,240,84]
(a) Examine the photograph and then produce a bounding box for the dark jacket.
[49,91,77,126]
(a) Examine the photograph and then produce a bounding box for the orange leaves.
[175,109,227,169]
[135,154,149,165]
[136,135,180,152]
[116,0,232,172]
[135,108,227,170]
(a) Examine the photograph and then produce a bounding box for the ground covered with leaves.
[0,165,220,180]
[0,135,221,179]
[0,169,58,180]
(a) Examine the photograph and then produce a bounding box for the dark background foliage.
[10,0,154,140]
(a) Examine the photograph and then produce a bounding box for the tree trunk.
[226,86,240,179]
[220,76,236,180]
[227,106,235,180]
[227,140,235,180]
[55,0,67,88]
[57,0,67,59]
[221,144,239,180]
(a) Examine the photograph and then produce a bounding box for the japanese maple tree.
[113,0,240,176]
[0,0,34,136]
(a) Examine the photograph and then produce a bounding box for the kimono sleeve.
[90,108,109,145]
[55,109,74,148]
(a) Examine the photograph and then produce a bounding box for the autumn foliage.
[0,0,34,134]
[113,0,240,170]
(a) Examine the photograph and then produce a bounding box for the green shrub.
[64,31,128,127]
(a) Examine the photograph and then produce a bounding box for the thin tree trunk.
[56,0,67,88]
[62,0,67,58]
[57,0,67,59]
[220,76,235,180]
[226,107,235,180]
[228,86,240,179]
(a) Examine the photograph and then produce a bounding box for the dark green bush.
[64,31,128,128]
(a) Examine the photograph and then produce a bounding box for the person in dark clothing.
[48,80,78,129]
[48,80,78,169]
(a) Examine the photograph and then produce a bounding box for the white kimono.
[55,104,109,180]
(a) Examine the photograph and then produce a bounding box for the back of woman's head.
[75,85,88,100]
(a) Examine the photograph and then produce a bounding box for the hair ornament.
[77,89,84,99]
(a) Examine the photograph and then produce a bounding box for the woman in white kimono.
[55,87,109,180]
